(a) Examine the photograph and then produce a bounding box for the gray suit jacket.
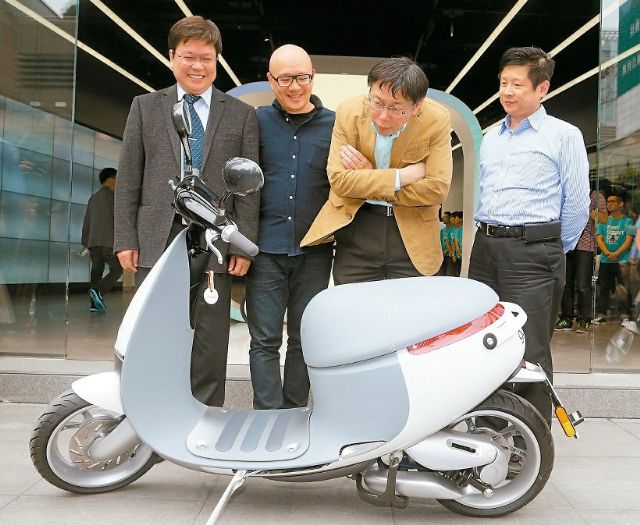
[114,84,259,269]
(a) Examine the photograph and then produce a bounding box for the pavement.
[1,402,639,525]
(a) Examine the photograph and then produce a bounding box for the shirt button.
[289,196,293,199]
[291,175,295,178]
[293,136,297,139]
[287,216,292,220]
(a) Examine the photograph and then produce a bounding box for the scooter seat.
[301,276,499,368]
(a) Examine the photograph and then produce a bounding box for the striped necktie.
[183,94,205,172]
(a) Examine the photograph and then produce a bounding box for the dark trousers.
[468,230,565,424]
[559,249,594,323]
[447,257,461,277]
[333,208,421,285]
[136,219,231,407]
[246,249,332,409]
[89,246,123,294]
[436,255,450,276]
[597,262,632,318]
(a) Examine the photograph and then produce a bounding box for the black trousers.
[559,249,594,323]
[89,246,123,294]
[597,262,632,318]
[468,230,565,424]
[135,219,231,407]
[332,208,421,285]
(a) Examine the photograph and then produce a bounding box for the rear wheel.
[436,390,554,517]
[30,390,156,494]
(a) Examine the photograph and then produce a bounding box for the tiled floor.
[1,402,639,524]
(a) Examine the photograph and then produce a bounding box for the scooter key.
[204,271,219,304]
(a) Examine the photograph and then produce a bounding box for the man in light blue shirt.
[469,47,590,424]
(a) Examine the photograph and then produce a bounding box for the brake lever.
[205,229,224,265]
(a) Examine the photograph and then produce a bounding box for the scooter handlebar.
[220,225,259,257]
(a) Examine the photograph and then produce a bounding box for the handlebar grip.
[226,229,259,257]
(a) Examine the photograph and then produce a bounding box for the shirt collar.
[176,84,213,108]
[371,122,406,139]
[499,104,547,134]
[272,94,323,116]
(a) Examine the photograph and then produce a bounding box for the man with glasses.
[114,16,259,407]
[594,194,635,324]
[302,57,453,283]
[246,45,334,409]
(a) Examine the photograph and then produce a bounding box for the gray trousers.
[468,230,565,424]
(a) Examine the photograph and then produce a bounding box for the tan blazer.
[301,95,452,275]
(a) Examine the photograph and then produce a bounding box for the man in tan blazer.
[301,57,452,283]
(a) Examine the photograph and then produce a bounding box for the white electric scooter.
[30,100,583,524]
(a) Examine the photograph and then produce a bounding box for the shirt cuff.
[395,169,401,192]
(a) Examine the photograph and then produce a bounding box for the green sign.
[618,1,640,96]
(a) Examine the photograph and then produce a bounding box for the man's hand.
[228,255,251,277]
[340,145,373,170]
[399,163,426,186]
[117,249,139,273]
[608,251,619,261]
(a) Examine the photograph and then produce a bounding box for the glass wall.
[0,1,122,358]
[592,0,640,370]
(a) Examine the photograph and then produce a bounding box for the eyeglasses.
[269,73,313,87]
[368,96,414,116]
[174,53,216,66]
[607,199,621,204]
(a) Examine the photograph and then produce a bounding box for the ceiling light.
[472,0,629,114]
[5,0,154,92]
[445,0,528,94]
[90,0,170,67]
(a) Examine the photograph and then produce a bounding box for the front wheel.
[436,390,554,517]
[30,390,156,494]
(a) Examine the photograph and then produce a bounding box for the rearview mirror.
[222,157,264,196]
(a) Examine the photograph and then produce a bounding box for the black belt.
[478,220,561,242]
[361,202,394,216]
[478,222,523,238]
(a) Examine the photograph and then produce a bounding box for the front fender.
[72,371,123,414]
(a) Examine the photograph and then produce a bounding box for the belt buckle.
[486,224,497,236]
[386,206,393,217]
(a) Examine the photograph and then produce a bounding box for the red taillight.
[407,303,505,355]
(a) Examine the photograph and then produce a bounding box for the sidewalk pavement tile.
[579,511,640,524]
[0,495,203,525]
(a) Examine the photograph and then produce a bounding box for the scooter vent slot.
[216,412,249,452]
[187,407,312,461]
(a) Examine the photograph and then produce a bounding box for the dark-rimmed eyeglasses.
[269,73,313,87]
[174,53,216,66]
[368,96,414,116]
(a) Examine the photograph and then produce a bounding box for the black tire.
[436,389,554,517]
[30,390,157,494]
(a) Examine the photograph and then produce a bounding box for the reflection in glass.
[0,191,51,241]
[1,144,53,198]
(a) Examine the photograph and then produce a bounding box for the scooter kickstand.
[355,453,408,509]
[205,470,249,525]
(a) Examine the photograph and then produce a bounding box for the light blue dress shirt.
[474,105,590,252]
[366,123,404,206]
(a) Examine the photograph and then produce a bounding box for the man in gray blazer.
[82,167,122,313]
[114,16,259,407]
